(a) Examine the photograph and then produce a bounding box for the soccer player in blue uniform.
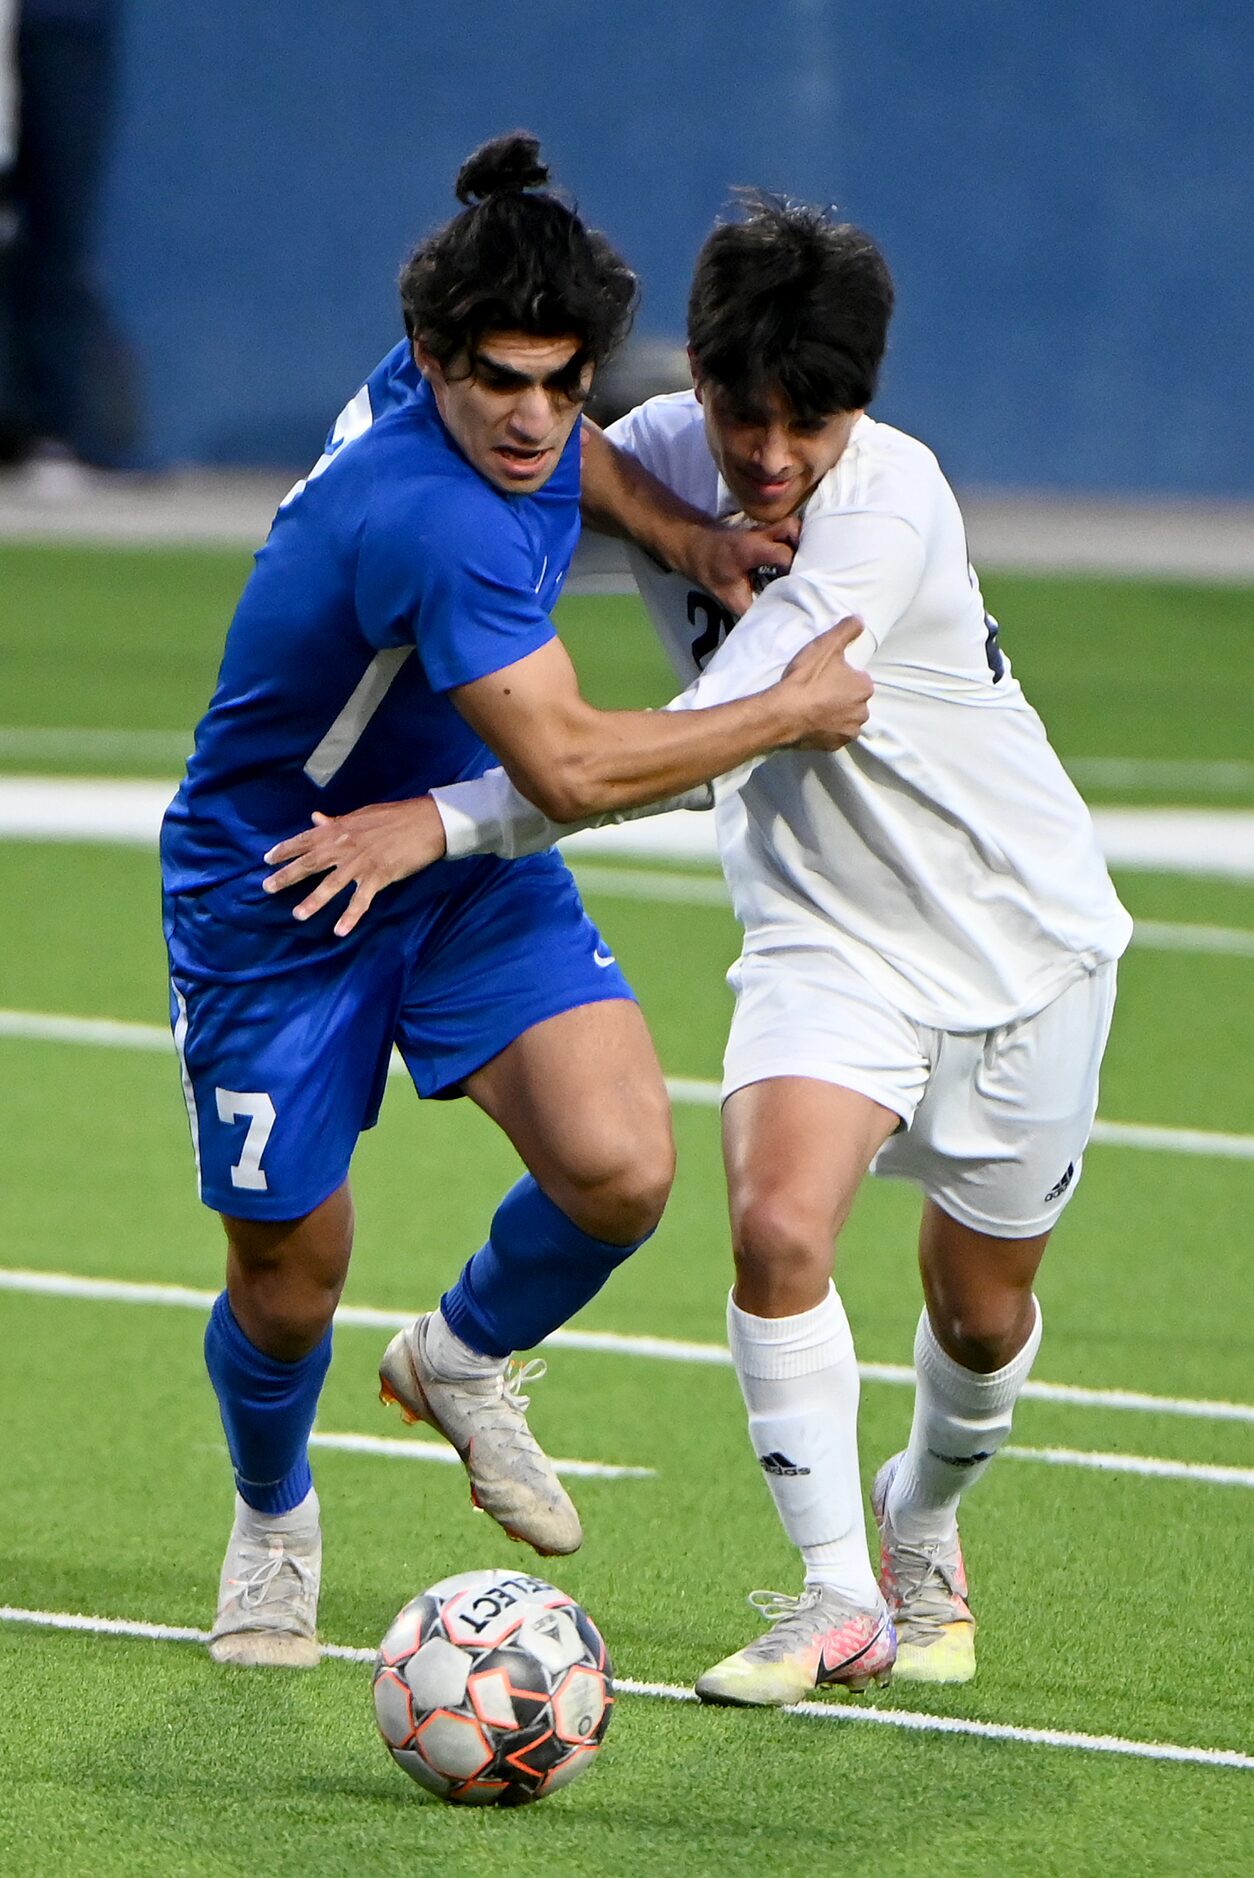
[162,133,872,1666]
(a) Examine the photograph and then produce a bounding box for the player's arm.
[263,623,868,932]
[264,771,714,936]
[580,420,797,617]
[447,622,867,824]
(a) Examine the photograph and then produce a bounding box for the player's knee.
[560,1125,675,1246]
[226,1216,353,1358]
[731,1191,832,1298]
[930,1299,1029,1375]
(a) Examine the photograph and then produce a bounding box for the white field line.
[573,869,1254,960]
[1002,1446,1254,1489]
[3,1265,1253,1430]
[5,775,1254,880]
[3,740,1254,794]
[6,1007,1254,1163]
[309,1429,653,1481]
[0,727,193,765]
[1066,758,1254,793]
[0,1604,1248,1772]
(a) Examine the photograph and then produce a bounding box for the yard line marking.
[3,1265,1253,1427]
[0,727,193,764]
[1086,1119,1254,1159]
[1066,757,1254,793]
[0,1009,171,1050]
[7,1007,1254,1160]
[573,867,1254,959]
[571,862,730,906]
[1003,1445,1254,1488]
[5,775,1254,877]
[1131,921,1254,958]
[1,1605,1249,1771]
[6,737,1247,794]
[309,1430,654,1481]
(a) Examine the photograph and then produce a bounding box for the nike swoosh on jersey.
[593,950,616,968]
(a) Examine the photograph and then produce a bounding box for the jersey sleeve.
[432,765,714,860]
[356,476,556,693]
[668,508,925,713]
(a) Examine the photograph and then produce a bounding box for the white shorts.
[722,949,1118,1239]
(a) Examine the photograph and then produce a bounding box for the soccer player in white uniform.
[267,196,1131,1704]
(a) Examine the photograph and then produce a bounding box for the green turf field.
[1,545,1252,1875]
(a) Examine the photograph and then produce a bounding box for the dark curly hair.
[688,192,894,419]
[400,133,638,373]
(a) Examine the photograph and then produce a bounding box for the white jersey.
[606,392,1131,1031]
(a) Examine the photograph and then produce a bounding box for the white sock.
[424,1309,507,1379]
[727,1284,880,1608]
[886,1299,1043,1547]
[235,1486,320,1541]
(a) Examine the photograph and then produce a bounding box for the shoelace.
[229,1541,316,1613]
[468,1357,550,1468]
[501,1356,546,1417]
[889,1541,965,1640]
[742,1587,833,1660]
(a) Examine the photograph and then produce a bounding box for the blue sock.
[204,1292,331,1515]
[441,1175,652,1358]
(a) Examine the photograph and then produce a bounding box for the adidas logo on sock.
[758,1450,811,1477]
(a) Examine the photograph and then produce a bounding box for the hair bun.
[455,132,550,206]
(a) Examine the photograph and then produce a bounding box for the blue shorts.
[164,852,633,1220]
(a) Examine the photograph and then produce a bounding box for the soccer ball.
[373,1567,614,1807]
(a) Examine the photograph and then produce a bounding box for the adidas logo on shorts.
[1043,1161,1076,1203]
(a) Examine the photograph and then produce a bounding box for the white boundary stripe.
[321,1429,1249,1491]
[1066,758,1254,792]
[5,775,1254,878]
[309,1430,654,1481]
[7,1007,1254,1161]
[3,739,1252,796]
[0,1604,1248,1771]
[3,1265,1253,1428]
[1087,1118,1254,1159]
[1003,1445,1254,1489]
[1131,921,1254,959]
[573,868,1254,960]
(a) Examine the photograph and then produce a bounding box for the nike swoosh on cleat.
[820,1619,888,1677]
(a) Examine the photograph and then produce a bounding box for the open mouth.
[492,444,552,479]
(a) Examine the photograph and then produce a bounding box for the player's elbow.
[513,754,605,825]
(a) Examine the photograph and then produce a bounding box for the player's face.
[693,375,861,522]
[416,331,593,494]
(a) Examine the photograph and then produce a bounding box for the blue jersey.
[161,341,580,950]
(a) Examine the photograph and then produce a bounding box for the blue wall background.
[100,1,1253,493]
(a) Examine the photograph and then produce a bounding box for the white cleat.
[378,1314,582,1557]
[209,1497,321,1668]
[696,1586,896,1708]
[872,1453,976,1684]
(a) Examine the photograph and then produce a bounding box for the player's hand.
[262,796,448,937]
[679,515,800,617]
[777,617,873,750]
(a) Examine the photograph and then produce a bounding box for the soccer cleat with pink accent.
[695,1587,896,1707]
[378,1313,582,1558]
[872,1452,976,1684]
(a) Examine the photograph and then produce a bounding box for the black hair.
[400,132,638,372]
[687,192,894,419]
